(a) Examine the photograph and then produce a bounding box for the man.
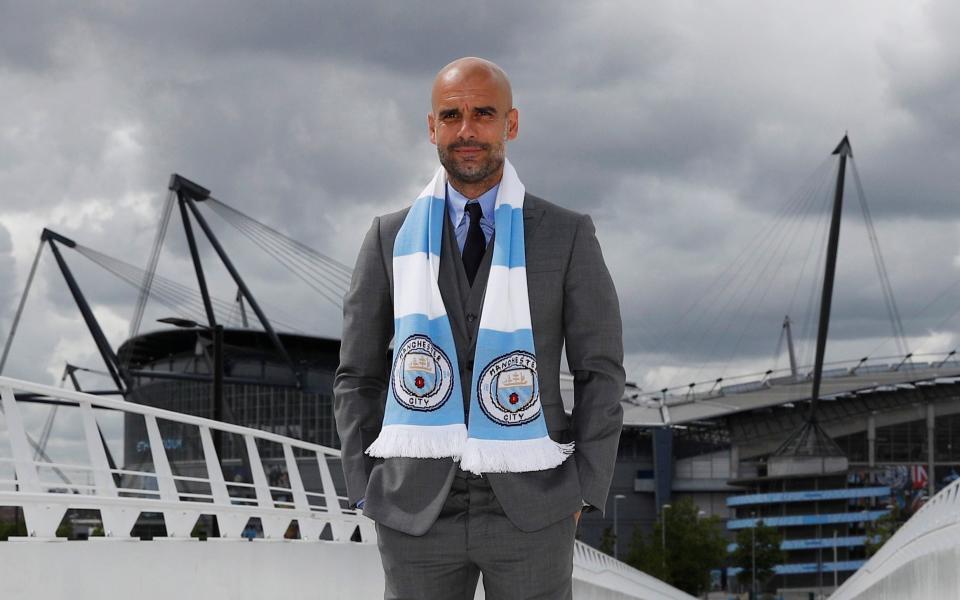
[334,57,624,599]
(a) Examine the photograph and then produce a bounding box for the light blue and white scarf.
[365,159,574,474]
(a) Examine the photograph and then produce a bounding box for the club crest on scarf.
[478,351,541,426]
[392,334,454,411]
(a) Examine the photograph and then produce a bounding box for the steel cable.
[666,157,835,387]
[73,245,309,334]
[850,159,910,359]
[207,205,347,309]
[206,198,352,282]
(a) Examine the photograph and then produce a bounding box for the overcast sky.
[1,1,959,400]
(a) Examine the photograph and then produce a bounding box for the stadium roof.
[561,358,960,428]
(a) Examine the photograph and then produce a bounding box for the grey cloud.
[0,223,14,326]
[0,1,79,71]
[2,1,960,391]
[20,1,561,76]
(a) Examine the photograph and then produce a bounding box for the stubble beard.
[438,126,509,185]
[438,141,504,184]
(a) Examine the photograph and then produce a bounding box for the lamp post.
[157,317,224,454]
[613,494,626,560]
[751,512,757,600]
[661,503,671,571]
[833,529,839,592]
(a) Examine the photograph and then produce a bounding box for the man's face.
[428,69,518,187]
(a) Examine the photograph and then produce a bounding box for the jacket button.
[466,313,477,323]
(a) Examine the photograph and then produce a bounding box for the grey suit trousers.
[376,470,577,600]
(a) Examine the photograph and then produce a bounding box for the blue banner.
[728,560,866,576]
[727,510,888,530]
[727,535,871,552]
[727,487,890,507]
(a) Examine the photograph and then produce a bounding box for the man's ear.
[506,108,519,141]
[428,113,437,145]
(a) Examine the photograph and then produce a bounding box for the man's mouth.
[451,142,487,152]
[452,146,485,160]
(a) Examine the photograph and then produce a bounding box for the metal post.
[661,503,671,572]
[213,324,224,456]
[818,508,825,597]
[928,402,936,497]
[177,196,218,328]
[45,234,127,394]
[751,513,757,599]
[236,289,249,328]
[783,316,798,380]
[751,528,756,598]
[158,315,226,538]
[183,197,301,388]
[66,366,83,392]
[833,530,838,591]
[613,497,619,560]
[935,349,957,369]
[850,356,868,375]
[808,135,852,420]
[157,318,228,459]
[0,239,44,374]
[613,493,625,560]
[13,472,22,537]
[818,545,823,598]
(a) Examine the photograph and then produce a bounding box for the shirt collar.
[446,181,499,226]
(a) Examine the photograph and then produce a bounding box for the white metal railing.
[0,375,698,600]
[573,542,698,599]
[830,475,960,599]
[0,375,371,542]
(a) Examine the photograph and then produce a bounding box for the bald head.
[431,57,513,111]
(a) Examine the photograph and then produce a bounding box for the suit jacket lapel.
[523,194,546,243]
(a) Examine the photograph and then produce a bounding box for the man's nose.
[457,114,476,139]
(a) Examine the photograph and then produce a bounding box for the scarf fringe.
[459,436,575,475]
[365,423,468,459]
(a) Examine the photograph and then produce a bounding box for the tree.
[864,507,902,557]
[730,520,784,592]
[625,524,666,581]
[625,497,727,595]
[597,526,616,556]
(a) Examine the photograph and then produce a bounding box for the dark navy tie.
[462,202,485,286]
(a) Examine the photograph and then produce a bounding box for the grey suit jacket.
[334,192,625,535]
